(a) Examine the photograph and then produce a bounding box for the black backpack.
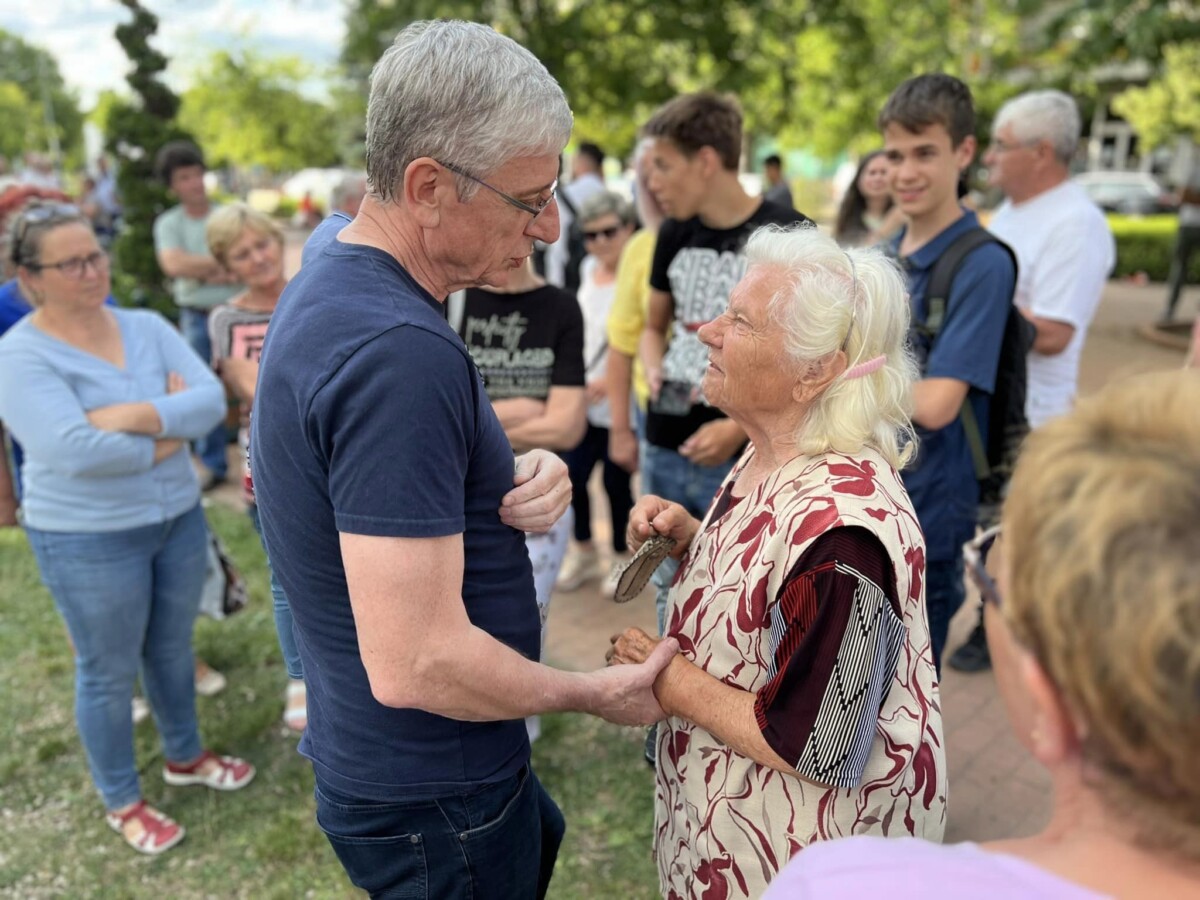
[556,189,588,296]
[915,227,1033,523]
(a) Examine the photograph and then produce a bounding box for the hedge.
[1108,214,1200,282]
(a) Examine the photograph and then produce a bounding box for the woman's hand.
[627,494,698,558]
[167,371,187,394]
[606,627,661,667]
[585,378,607,405]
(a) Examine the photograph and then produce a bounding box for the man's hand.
[609,427,638,473]
[645,365,663,402]
[627,494,698,558]
[679,419,744,467]
[588,636,679,725]
[501,449,572,534]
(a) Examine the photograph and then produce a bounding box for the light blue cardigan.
[0,307,226,531]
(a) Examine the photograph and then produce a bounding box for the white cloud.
[0,0,345,108]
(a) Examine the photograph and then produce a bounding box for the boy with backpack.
[879,74,1021,673]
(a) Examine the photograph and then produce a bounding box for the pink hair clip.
[843,355,886,380]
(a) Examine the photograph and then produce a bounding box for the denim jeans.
[925,555,966,675]
[639,442,735,633]
[178,308,228,478]
[315,765,565,900]
[248,503,304,680]
[25,504,208,809]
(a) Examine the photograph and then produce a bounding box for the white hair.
[365,20,573,202]
[745,226,919,469]
[994,90,1081,165]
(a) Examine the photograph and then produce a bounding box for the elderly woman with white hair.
[610,225,946,899]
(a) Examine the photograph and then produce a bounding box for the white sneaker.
[556,548,600,591]
[601,554,632,599]
[131,697,150,724]
[194,662,227,697]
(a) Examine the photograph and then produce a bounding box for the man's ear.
[696,146,724,180]
[403,158,449,228]
[955,134,978,174]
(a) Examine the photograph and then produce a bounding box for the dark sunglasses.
[583,225,622,242]
[963,525,1002,608]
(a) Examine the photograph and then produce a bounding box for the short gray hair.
[331,174,367,213]
[746,225,918,469]
[578,190,635,227]
[365,20,573,203]
[994,90,1081,165]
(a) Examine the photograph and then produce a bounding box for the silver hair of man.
[365,20,573,204]
[578,190,636,227]
[744,225,919,469]
[993,90,1081,165]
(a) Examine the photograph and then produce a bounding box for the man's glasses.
[964,525,1002,608]
[583,225,622,242]
[11,203,81,265]
[437,160,556,219]
[988,138,1039,154]
[30,250,110,280]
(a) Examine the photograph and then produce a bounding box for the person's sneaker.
[600,554,632,599]
[131,696,150,725]
[194,660,227,697]
[556,547,600,591]
[644,723,657,767]
[948,621,991,673]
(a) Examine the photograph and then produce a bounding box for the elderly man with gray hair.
[949,89,1115,673]
[250,21,677,899]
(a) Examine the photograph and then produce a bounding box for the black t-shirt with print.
[458,284,585,400]
[646,200,812,451]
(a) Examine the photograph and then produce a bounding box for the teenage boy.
[153,141,240,489]
[879,74,1016,673]
[638,90,811,641]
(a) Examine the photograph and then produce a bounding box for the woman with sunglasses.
[763,370,1200,898]
[0,202,255,856]
[557,190,638,596]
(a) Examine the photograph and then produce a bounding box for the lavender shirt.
[762,836,1110,899]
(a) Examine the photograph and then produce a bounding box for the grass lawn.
[0,503,660,899]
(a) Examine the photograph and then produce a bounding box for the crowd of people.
[1,16,1198,900]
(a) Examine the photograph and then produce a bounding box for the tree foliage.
[178,50,341,172]
[1112,43,1200,148]
[0,30,83,167]
[104,0,192,313]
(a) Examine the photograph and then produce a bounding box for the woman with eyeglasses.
[0,202,255,856]
[557,190,638,596]
[763,370,1200,898]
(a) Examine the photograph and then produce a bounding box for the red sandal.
[105,801,185,855]
[163,750,255,791]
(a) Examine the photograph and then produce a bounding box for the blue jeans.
[315,765,564,899]
[925,555,966,675]
[25,504,208,809]
[179,308,228,479]
[249,503,304,680]
[639,442,735,633]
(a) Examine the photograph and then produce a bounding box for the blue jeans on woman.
[315,765,564,899]
[25,504,208,810]
[179,308,228,480]
[249,503,304,680]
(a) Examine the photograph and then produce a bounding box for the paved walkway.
[224,236,1192,843]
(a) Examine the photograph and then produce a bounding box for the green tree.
[0,30,84,168]
[178,50,340,172]
[104,0,193,314]
[1112,43,1200,149]
[0,82,39,164]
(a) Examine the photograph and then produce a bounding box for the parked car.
[1073,171,1178,216]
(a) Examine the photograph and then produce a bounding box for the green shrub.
[1107,214,1200,282]
[274,196,298,219]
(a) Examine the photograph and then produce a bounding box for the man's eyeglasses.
[437,160,556,219]
[11,203,81,265]
[988,138,1039,154]
[964,525,1002,608]
[583,225,622,242]
[28,250,110,280]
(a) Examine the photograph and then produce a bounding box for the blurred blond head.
[1002,370,1200,860]
[205,204,283,267]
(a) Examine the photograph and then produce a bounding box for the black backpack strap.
[557,187,578,219]
[920,226,1018,480]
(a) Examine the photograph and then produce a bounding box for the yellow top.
[605,228,657,410]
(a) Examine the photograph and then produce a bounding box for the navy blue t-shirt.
[893,210,1015,562]
[251,229,539,801]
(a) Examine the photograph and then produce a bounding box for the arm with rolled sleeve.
[146,313,226,439]
[0,348,155,478]
[1023,218,1114,356]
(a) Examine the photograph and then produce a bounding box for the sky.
[0,0,346,108]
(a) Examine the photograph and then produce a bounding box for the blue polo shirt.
[894,210,1015,561]
[251,231,539,802]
